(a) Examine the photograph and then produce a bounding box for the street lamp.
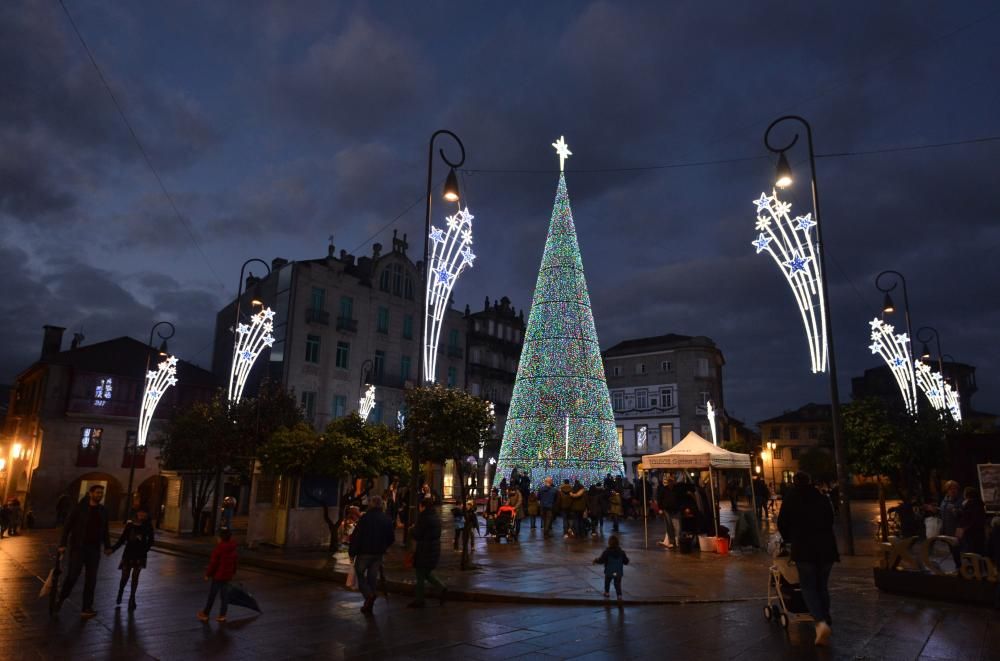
[126,320,175,520]
[873,270,918,415]
[766,441,778,489]
[765,115,854,555]
[217,258,273,532]
[409,129,465,541]
[916,326,944,376]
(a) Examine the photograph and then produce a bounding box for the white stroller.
[763,541,813,630]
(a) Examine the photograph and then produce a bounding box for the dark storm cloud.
[0,0,997,425]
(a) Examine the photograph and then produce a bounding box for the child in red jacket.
[198,528,238,622]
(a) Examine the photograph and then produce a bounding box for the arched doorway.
[136,475,167,528]
[65,473,123,519]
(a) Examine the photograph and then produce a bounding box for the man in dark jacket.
[537,477,558,537]
[657,475,680,548]
[349,495,395,615]
[778,472,839,647]
[408,496,446,608]
[752,475,770,521]
[56,485,112,618]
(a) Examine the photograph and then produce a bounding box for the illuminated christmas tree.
[497,137,624,485]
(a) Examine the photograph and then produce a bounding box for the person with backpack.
[197,528,238,623]
[593,535,630,603]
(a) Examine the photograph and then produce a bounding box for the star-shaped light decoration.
[784,250,811,274]
[867,316,917,414]
[752,233,772,254]
[460,248,476,267]
[794,214,816,231]
[236,323,250,336]
[429,227,445,244]
[434,268,454,284]
[228,306,277,404]
[552,135,573,172]
[138,354,181,448]
[751,189,827,373]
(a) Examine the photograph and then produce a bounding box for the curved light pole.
[409,130,465,542]
[873,270,918,414]
[765,115,854,555]
[126,320,176,519]
[916,326,944,376]
[915,326,961,422]
[218,258,272,532]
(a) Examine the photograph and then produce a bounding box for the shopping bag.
[925,516,943,539]
[345,560,358,590]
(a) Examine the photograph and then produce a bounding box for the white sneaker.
[814,621,832,646]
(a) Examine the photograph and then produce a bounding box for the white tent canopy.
[641,431,751,470]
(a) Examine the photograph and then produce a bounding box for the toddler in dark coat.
[594,535,630,602]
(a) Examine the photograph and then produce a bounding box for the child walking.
[109,509,154,610]
[198,528,238,623]
[594,535,629,602]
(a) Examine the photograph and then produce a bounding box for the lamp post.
[126,320,175,520]
[408,129,465,541]
[766,441,778,490]
[916,326,945,377]
[876,270,918,414]
[765,115,854,555]
[217,258,272,532]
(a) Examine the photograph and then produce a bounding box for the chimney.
[372,243,382,259]
[42,325,66,358]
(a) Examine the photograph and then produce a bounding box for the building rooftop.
[603,333,717,358]
[757,402,831,425]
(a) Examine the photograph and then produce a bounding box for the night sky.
[3,1,998,426]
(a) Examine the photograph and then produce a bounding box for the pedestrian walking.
[408,496,447,608]
[220,496,237,530]
[55,485,112,619]
[587,483,606,537]
[957,486,987,556]
[198,528,239,623]
[8,498,22,536]
[777,471,839,647]
[558,480,574,536]
[526,492,540,529]
[608,490,623,532]
[450,503,465,550]
[538,477,557,537]
[570,480,587,537]
[753,476,770,522]
[109,508,154,611]
[348,495,395,615]
[593,534,629,603]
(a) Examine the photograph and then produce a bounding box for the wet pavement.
[0,529,997,660]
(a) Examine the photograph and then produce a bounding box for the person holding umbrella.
[198,528,238,623]
[55,485,112,619]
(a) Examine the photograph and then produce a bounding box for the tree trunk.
[456,462,470,570]
[878,476,889,542]
[304,489,339,553]
[190,472,214,536]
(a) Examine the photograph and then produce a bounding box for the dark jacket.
[777,484,839,564]
[349,509,395,557]
[587,486,606,517]
[111,520,155,561]
[958,495,987,555]
[206,539,239,581]
[595,546,630,576]
[538,484,558,510]
[657,483,678,514]
[60,498,111,549]
[557,484,573,512]
[412,507,442,570]
[570,484,587,513]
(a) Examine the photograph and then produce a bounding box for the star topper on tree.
[751,190,828,373]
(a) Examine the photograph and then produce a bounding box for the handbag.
[345,559,358,590]
[924,516,943,539]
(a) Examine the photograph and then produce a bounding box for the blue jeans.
[204,580,230,616]
[795,561,833,623]
[354,554,382,600]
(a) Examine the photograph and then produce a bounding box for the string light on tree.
[138,355,179,448]
[227,307,276,404]
[750,190,828,373]
[359,384,376,422]
[867,317,918,415]
[497,137,624,485]
[423,207,475,383]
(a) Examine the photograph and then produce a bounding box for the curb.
[149,539,770,606]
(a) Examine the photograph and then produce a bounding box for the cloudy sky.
[2,1,998,425]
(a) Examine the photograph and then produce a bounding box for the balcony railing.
[305,308,330,325]
[336,316,358,332]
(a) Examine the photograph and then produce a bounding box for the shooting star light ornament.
[359,384,376,422]
[706,400,718,446]
[227,307,276,404]
[423,207,475,383]
[913,361,961,423]
[868,318,918,415]
[138,355,179,448]
[750,190,828,373]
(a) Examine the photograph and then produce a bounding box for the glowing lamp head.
[443,167,461,202]
[158,339,169,356]
[11,443,22,459]
[0,458,5,471]
[774,152,793,189]
[251,298,264,308]
[921,343,932,360]
[882,293,896,315]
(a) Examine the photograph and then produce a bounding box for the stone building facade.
[756,402,832,486]
[602,334,726,478]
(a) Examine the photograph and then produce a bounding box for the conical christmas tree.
[498,139,624,485]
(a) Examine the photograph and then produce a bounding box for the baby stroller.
[492,506,518,543]
[763,542,812,629]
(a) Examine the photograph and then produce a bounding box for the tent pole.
[708,468,719,538]
[642,468,648,550]
[748,467,760,550]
